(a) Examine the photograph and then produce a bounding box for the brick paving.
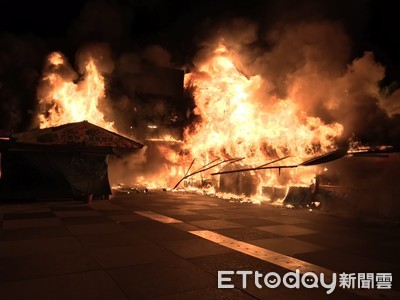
[0,191,399,299]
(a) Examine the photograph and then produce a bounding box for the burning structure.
[0,47,173,199]
[159,44,345,195]
[0,45,184,200]
[140,40,400,218]
[1,7,400,218]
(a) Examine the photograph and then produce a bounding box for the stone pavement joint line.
[134,210,183,224]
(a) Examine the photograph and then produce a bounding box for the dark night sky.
[1,0,400,133]
[1,0,399,66]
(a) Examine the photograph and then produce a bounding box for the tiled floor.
[255,224,317,236]
[250,237,325,256]
[0,191,399,299]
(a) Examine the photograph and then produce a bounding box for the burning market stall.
[0,121,144,200]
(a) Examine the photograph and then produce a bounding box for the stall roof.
[1,121,145,154]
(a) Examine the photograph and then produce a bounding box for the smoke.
[185,13,400,215]
[319,154,400,218]
[279,27,400,146]
[189,16,400,147]
[260,21,351,97]
[141,45,173,68]
[332,52,393,144]
[108,148,148,186]
[76,42,115,74]
[2,0,400,195]
[382,94,400,116]
[65,0,185,138]
[3,0,398,147]
[108,143,183,188]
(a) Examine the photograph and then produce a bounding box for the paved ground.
[0,190,399,299]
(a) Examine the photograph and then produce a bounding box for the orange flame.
[38,52,114,131]
[182,44,344,189]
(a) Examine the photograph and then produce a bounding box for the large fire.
[36,45,345,201]
[184,45,343,162]
[37,52,114,131]
[180,44,344,195]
